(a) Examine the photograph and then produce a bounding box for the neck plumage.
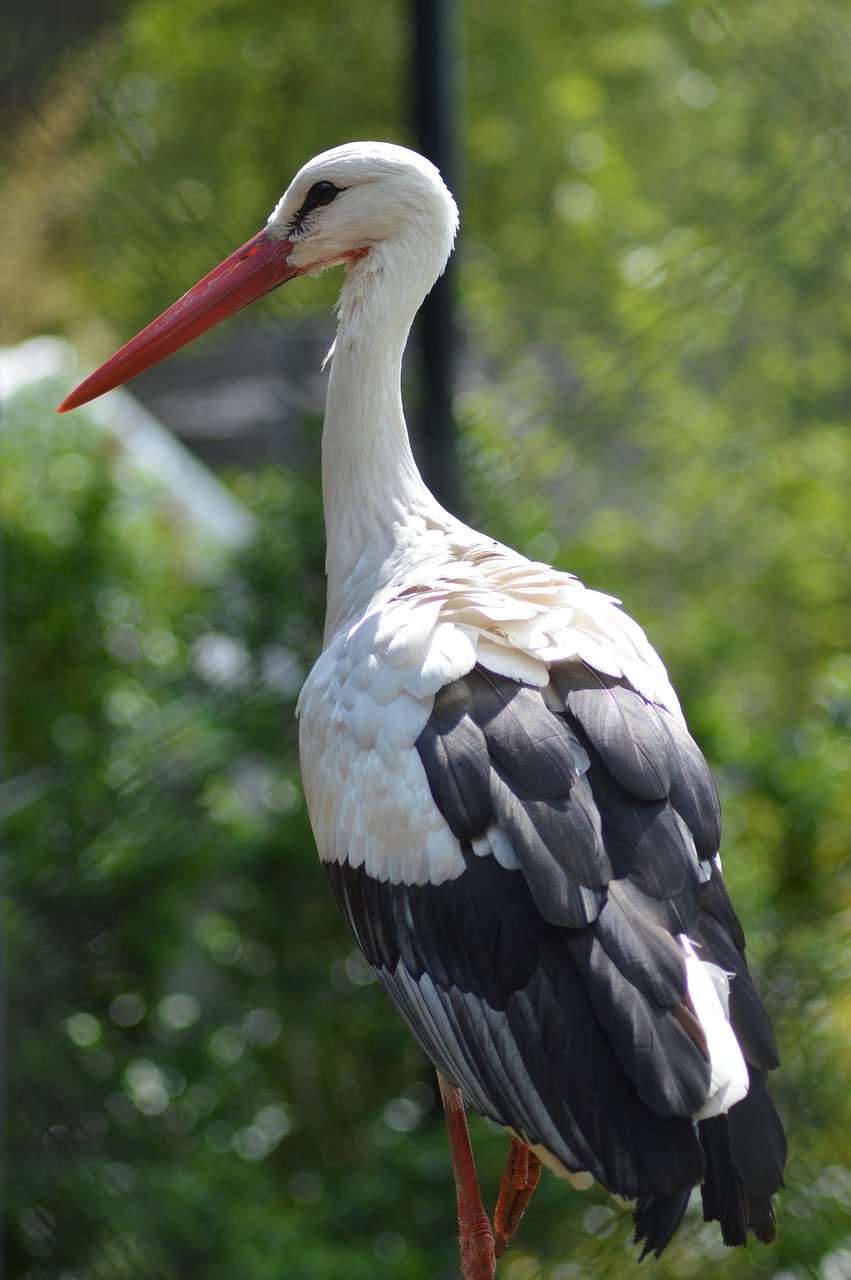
[319,252,449,642]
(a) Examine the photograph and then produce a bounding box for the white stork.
[60,141,786,1278]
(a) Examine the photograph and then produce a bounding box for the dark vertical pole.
[411,0,462,515]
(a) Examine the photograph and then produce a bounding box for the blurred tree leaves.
[3,1,851,1278]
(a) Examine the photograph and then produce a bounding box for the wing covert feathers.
[319,656,785,1255]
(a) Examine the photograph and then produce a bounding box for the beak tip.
[53,227,298,415]
[57,389,87,414]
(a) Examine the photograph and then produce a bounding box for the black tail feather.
[699,1114,749,1245]
[699,1069,786,1246]
[633,1191,692,1259]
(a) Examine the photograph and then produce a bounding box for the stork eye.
[309,181,339,206]
[291,180,342,234]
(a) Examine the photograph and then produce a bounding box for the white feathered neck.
[319,181,461,641]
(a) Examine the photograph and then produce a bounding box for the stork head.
[58,141,459,413]
[270,141,458,279]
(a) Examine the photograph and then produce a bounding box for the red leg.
[437,1072,496,1280]
[493,1138,543,1257]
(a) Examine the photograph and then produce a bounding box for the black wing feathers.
[331,658,784,1252]
[488,764,607,928]
[471,673,580,797]
[692,863,786,1243]
[583,758,700,936]
[697,863,779,1069]
[561,674,672,801]
[325,855,706,1199]
[415,684,491,840]
[565,919,711,1117]
[656,707,722,859]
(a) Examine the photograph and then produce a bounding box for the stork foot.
[460,1218,498,1280]
[437,1072,497,1280]
[494,1138,543,1257]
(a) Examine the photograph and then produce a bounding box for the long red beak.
[58,229,299,413]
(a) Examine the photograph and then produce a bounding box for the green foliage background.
[3,2,850,1278]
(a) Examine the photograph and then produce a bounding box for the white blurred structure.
[1,336,256,559]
